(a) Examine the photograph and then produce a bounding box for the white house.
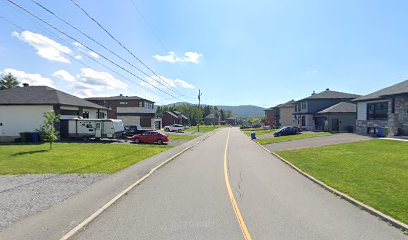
[0,85,107,142]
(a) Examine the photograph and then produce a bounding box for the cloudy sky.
[1,0,408,107]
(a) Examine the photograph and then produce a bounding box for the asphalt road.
[73,128,406,240]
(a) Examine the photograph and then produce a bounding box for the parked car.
[273,126,300,137]
[124,125,150,137]
[164,124,184,132]
[240,125,250,129]
[131,131,169,144]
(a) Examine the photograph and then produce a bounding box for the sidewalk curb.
[254,140,408,233]
[59,130,216,240]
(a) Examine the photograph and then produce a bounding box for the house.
[264,106,278,127]
[0,85,107,142]
[162,111,189,127]
[315,102,357,132]
[204,113,220,125]
[294,89,360,131]
[264,100,295,128]
[86,95,161,129]
[353,80,408,136]
[225,117,238,126]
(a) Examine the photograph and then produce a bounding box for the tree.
[38,111,60,150]
[0,73,20,90]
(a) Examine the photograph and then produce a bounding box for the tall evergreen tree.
[0,73,20,90]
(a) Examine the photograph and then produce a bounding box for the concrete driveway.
[264,133,372,152]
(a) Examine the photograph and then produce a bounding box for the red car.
[131,131,169,145]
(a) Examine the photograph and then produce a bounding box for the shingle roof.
[86,95,153,102]
[265,100,295,111]
[298,89,360,101]
[0,86,107,109]
[318,102,356,114]
[205,113,217,119]
[353,80,408,102]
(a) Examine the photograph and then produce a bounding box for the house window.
[119,101,128,105]
[301,102,306,110]
[367,102,388,120]
[98,112,105,119]
[82,111,89,119]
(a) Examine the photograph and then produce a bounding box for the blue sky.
[1,0,408,107]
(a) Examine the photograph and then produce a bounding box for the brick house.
[162,111,189,127]
[353,80,408,136]
[264,100,295,128]
[86,95,161,129]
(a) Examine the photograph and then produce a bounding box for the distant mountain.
[162,102,265,118]
[217,105,265,118]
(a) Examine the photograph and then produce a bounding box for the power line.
[67,0,196,100]
[0,10,173,102]
[4,0,184,101]
[31,0,189,101]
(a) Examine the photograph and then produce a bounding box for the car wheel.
[177,129,182,133]
[165,128,170,132]
[157,139,163,145]
[134,138,141,144]
[83,136,90,142]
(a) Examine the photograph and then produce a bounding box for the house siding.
[279,107,294,127]
[320,113,357,132]
[0,105,53,141]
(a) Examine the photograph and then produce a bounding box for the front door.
[95,122,102,138]
[331,118,339,132]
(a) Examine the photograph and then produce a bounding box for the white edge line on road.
[252,138,408,233]
[59,131,216,240]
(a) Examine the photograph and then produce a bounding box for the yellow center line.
[224,128,253,240]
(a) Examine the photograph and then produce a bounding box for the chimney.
[119,94,123,96]
[326,88,330,91]
[311,91,315,95]
[23,83,29,87]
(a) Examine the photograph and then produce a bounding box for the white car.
[164,124,185,132]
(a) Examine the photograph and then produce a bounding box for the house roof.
[353,80,408,102]
[0,86,107,109]
[265,100,295,111]
[298,89,360,102]
[86,95,154,102]
[164,111,189,120]
[205,113,217,119]
[318,102,356,114]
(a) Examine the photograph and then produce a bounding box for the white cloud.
[153,51,203,64]
[53,68,128,97]
[74,55,82,60]
[72,42,84,48]
[12,31,71,63]
[1,68,55,87]
[88,51,99,59]
[52,70,76,82]
[140,75,195,90]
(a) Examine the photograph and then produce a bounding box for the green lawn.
[244,129,278,137]
[277,139,408,224]
[185,125,226,133]
[0,143,172,174]
[256,132,332,145]
[167,134,197,141]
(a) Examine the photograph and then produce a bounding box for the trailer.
[64,118,125,141]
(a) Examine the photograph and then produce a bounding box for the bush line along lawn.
[256,132,332,145]
[167,134,197,141]
[277,139,408,224]
[0,143,172,174]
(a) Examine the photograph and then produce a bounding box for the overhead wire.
[4,0,185,101]
[67,0,196,100]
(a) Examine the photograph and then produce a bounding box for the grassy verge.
[243,129,278,137]
[256,132,332,145]
[185,125,226,133]
[167,134,197,141]
[277,139,408,224]
[0,143,172,174]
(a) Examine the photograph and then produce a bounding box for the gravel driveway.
[264,133,372,152]
[0,174,106,231]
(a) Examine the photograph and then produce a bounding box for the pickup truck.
[124,125,151,137]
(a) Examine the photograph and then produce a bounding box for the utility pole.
[197,89,203,132]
